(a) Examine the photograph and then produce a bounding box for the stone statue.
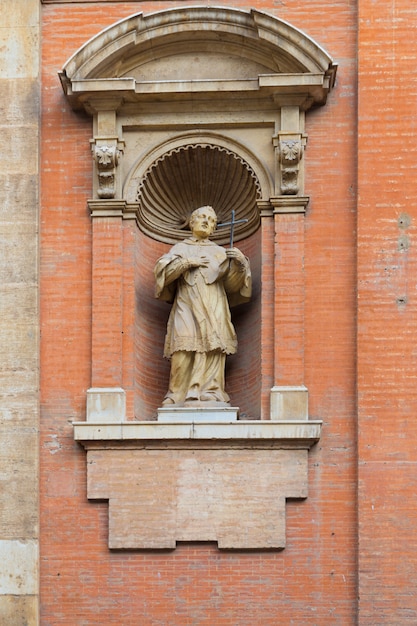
[154,206,251,406]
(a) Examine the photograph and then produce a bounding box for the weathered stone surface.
[74,419,322,443]
[0,224,37,283]
[0,172,38,222]
[0,431,38,537]
[0,0,40,623]
[0,392,38,424]
[0,595,38,626]
[87,387,126,423]
[0,286,38,370]
[0,125,38,173]
[157,406,239,422]
[270,385,309,420]
[0,3,39,80]
[0,540,38,594]
[0,79,39,124]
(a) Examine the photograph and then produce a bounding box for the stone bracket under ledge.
[73,419,321,550]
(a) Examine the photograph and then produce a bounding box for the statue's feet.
[200,392,230,403]
[161,396,175,406]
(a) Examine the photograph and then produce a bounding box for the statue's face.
[190,207,217,239]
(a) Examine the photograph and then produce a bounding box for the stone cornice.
[73,419,322,450]
[60,74,333,111]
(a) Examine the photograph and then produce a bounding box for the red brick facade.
[357,1,417,622]
[39,1,417,624]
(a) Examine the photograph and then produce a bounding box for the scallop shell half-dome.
[136,145,261,245]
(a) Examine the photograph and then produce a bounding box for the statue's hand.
[187,256,209,269]
[226,248,246,269]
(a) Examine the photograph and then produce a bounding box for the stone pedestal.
[87,387,126,423]
[270,385,308,420]
[157,406,239,422]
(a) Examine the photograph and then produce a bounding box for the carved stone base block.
[87,387,126,423]
[270,385,308,420]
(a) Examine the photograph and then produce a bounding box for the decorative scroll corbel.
[91,143,121,199]
[280,138,302,194]
[274,134,305,195]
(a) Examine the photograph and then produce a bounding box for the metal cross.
[217,210,248,248]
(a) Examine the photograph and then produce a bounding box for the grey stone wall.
[0,1,40,623]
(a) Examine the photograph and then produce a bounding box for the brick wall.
[357,0,417,623]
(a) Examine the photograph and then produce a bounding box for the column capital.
[270,196,310,213]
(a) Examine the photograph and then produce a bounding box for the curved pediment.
[60,7,336,110]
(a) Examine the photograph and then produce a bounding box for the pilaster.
[272,197,309,386]
[90,200,124,387]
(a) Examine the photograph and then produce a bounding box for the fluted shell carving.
[136,145,261,245]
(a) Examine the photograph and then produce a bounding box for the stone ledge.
[73,420,322,449]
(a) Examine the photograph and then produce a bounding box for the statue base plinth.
[157,406,239,423]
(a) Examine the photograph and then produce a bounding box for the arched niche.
[60,5,337,421]
[68,6,334,551]
[124,131,273,246]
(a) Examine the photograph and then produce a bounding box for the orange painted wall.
[40,1,358,624]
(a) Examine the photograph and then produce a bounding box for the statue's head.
[189,206,217,239]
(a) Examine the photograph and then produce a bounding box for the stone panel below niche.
[86,445,309,550]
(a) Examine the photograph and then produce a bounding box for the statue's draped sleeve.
[154,251,184,303]
[224,255,252,307]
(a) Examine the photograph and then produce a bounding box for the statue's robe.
[154,238,251,404]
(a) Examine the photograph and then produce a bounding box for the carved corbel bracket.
[91,141,123,199]
[273,133,307,195]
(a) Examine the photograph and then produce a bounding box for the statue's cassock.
[155,236,251,405]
